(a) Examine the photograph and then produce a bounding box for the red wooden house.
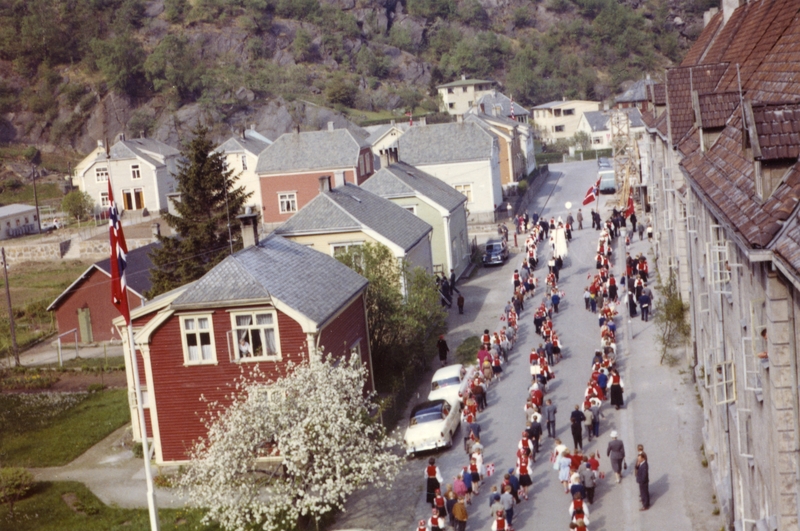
[48,243,156,343]
[115,227,372,465]
[255,123,374,225]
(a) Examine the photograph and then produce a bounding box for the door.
[123,190,134,210]
[134,188,144,210]
[77,307,93,343]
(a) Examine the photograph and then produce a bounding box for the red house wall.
[319,293,374,392]
[147,306,310,462]
[53,268,143,343]
[259,170,357,224]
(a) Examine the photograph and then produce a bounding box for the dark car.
[482,238,509,266]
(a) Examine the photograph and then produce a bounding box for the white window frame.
[131,164,141,180]
[99,192,110,208]
[736,408,754,458]
[278,192,297,214]
[95,167,109,182]
[454,184,473,203]
[241,154,248,171]
[714,358,736,405]
[179,314,217,365]
[331,241,364,258]
[704,347,718,389]
[230,310,281,362]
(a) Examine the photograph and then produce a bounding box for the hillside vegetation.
[0,0,714,153]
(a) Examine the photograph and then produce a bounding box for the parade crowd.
[419,204,654,530]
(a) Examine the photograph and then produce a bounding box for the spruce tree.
[147,126,252,297]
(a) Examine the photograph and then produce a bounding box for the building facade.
[640,2,800,528]
[437,76,497,115]
[214,127,272,214]
[532,100,601,145]
[0,204,38,240]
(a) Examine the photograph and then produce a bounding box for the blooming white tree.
[178,353,402,531]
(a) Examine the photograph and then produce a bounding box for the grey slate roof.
[214,131,272,157]
[397,122,497,166]
[437,78,495,89]
[583,108,645,132]
[109,138,180,168]
[364,123,410,146]
[615,79,655,103]
[275,183,432,252]
[171,234,367,325]
[362,162,467,213]
[256,129,370,174]
[477,91,530,117]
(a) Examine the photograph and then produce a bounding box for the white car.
[428,364,475,405]
[403,399,461,456]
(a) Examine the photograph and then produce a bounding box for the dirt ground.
[2,371,127,393]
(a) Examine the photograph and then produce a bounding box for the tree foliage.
[653,271,691,365]
[147,126,251,297]
[0,467,34,515]
[178,355,401,531]
[90,33,146,97]
[61,191,94,221]
[144,33,204,103]
[336,243,446,391]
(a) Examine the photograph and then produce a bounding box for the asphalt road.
[334,161,724,530]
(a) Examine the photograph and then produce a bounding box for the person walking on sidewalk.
[425,457,443,504]
[609,368,625,409]
[452,496,468,531]
[637,453,651,510]
[570,405,586,450]
[607,431,626,484]
[436,335,450,367]
[544,399,557,437]
[577,209,584,230]
[639,291,652,321]
[579,462,597,504]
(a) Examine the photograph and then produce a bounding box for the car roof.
[432,364,464,380]
[411,400,448,417]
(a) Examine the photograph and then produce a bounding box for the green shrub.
[455,336,481,365]
[0,468,34,514]
[132,442,144,459]
[517,180,528,194]
[87,383,105,393]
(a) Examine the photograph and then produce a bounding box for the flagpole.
[127,319,161,531]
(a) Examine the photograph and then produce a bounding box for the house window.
[358,155,365,176]
[278,192,297,213]
[468,101,473,107]
[403,205,417,215]
[180,315,216,364]
[241,155,247,170]
[350,340,361,359]
[100,192,110,208]
[554,125,565,133]
[95,167,109,182]
[131,165,141,179]
[454,184,473,203]
[593,137,602,145]
[554,109,562,117]
[462,87,468,93]
[331,241,363,258]
[563,109,575,116]
[448,88,454,94]
[232,311,280,360]
[448,102,455,109]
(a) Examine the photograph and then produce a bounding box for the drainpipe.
[443,214,453,277]
[784,279,800,524]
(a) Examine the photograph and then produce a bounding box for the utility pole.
[31,165,42,234]
[1,247,19,366]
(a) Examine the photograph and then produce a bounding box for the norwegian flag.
[582,178,600,206]
[624,193,635,218]
[486,463,496,477]
[108,182,130,325]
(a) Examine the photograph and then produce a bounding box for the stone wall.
[2,242,63,263]
[77,238,156,261]
[1,237,156,264]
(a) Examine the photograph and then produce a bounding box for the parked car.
[598,169,616,194]
[428,364,475,405]
[482,239,509,266]
[403,399,461,456]
[598,157,612,169]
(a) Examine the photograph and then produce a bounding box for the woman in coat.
[609,368,624,409]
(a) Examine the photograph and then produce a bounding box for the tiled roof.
[717,0,800,94]
[698,92,741,129]
[654,111,669,137]
[680,10,724,67]
[752,102,800,160]
[703,2,750,64]
[666,63,728,145]
[677,129,701,157]
[214,132,271,157]
[615,79,655,103]
[361,162,467,213]
[256,129,370,174]
[681,116,800,248]
[110,138,179,167]
[275,183,432,252]
[641,110,656,128]
[770,209,800,274]
[744,3,800,102]
[397,122,497,166]
[171,234,368,324]
[652,84,666,106]
[364,123,410,146]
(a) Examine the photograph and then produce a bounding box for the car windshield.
[432,376,461,390]
[410,401,448,425]
[486,243,503,253]
[410,412,445,425]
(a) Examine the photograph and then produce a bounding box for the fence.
[535,149,613,165]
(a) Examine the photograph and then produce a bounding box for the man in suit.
[606,431,626,484]
[637,452,650,510]
[543,399,557,438]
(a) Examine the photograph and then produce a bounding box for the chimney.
[479,103,485,114]
[704,6,720,26]
[722,0,739,23]
[327,121,335,131]
[151,222,160,238]
[379,150,390,168]
[390,119,396,126]
[97,140,104,148]
[461,74,466,80]
[250,123,256,130]
[319,176,331,192]
[293,125,300,134]
[117,133,125,142]
[237,207,260,249]
[241,127,246,139]
[562,97,566,102]
[139,130,145,139]
[419,116,427,126]
[457,114,464,124]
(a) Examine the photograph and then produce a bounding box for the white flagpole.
[126,320,161,530]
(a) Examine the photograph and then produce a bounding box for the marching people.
[425,457,443,505]
[607,431,626,484]
[637,452,651,511]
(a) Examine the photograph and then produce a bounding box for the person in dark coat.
[607,431,626,484]
[637,453,650,510]
[630,212,638,232]
[437,335,450,367]
[570,405,586,450]
[639,292,652,322]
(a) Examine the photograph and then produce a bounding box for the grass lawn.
[0,389,130,467]
[39,355,126,371]
[0,481,221,531]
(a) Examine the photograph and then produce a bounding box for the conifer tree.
[147,126,251,297]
